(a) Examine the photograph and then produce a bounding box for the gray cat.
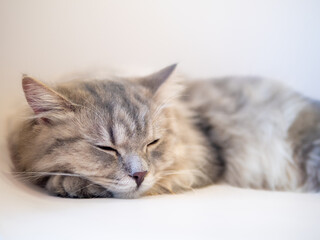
[8,64,320,198]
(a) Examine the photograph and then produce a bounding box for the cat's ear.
[22,76,74,115]
[139,64,177,94]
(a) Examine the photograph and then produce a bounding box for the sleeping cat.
[8,64,320,198]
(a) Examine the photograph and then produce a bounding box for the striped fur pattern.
[8,65,320,198]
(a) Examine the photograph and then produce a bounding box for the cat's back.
[182,77,312,190]
[183,76,305,115]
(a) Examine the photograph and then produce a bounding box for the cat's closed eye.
[147,139,160,147]
[96,145,119,155]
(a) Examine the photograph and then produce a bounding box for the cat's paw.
[45,175,112,198]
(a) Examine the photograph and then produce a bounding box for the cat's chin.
[107,175,155,199]
[111,190,142,199]
[111,185,151,199]
[112,192,137,199]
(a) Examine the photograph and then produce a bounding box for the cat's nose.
[130,171,147,187]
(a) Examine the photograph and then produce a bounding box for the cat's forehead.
[78,80,152,145]
[83,80,148,102]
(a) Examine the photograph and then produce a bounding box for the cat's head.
[19,64,183,198]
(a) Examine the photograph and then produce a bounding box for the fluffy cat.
[8,64,320,198]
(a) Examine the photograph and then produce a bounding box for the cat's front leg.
[45,175,112,198]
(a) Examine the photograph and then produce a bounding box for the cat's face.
[21,65,178,198]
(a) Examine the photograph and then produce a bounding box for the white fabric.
[1,163,320,240]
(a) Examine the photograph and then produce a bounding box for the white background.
[0,1,320,239]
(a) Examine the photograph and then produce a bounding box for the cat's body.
[9,65,320,198]
[185,77,320,191]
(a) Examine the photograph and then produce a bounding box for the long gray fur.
[8,65,320,198]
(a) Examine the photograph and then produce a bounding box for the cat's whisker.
[90,179,133,192]
[11,171,122,184]
[12,171,84,178]
[88,177,128,187]
[13,174,44,182]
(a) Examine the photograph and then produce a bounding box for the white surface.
[0,1,320,239]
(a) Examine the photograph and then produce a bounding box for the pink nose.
[131,171,147,187]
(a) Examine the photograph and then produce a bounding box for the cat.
[8,64,320,198]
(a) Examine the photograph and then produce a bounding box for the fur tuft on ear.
[22,76,74,115]
[139,64,177,94]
